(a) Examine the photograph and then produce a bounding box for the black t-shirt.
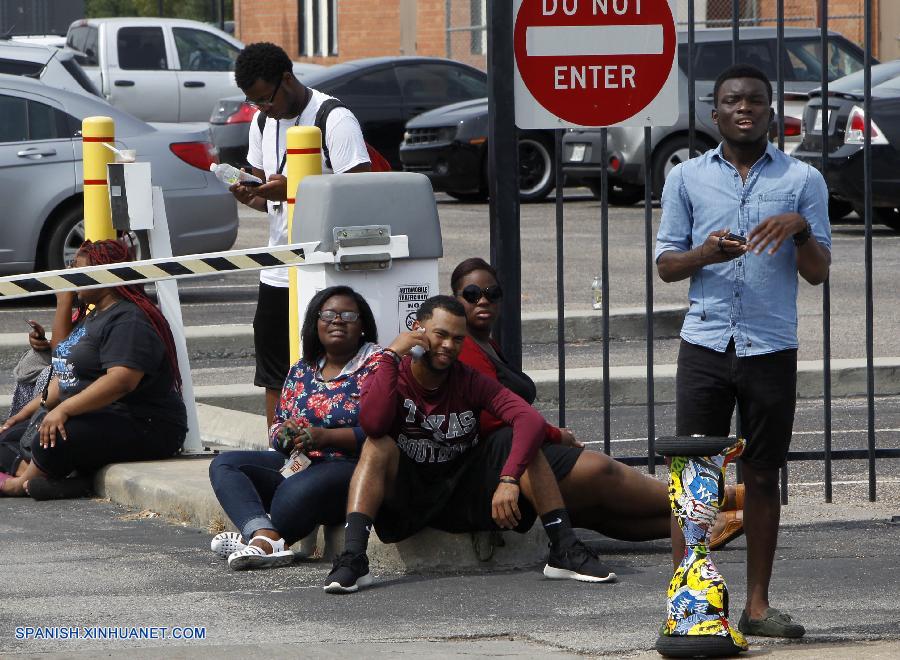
[51,300,187,428]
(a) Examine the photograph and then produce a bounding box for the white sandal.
[227,536,295,571]
[210,531,246,559]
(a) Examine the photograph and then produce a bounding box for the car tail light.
[170,141,219,170]
[784,116,802,137]
[845,106,888,145]
[210,100,255,125]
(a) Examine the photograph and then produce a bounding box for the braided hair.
[75,239,182,390]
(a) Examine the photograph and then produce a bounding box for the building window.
[298,0,337,57]
[470,0,486,55]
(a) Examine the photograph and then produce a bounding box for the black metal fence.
[489,0,900,504]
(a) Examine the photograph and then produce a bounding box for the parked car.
[209,56,487,169]
[562,28,868,203]
[0,74,237,274]
[64,17,321,123]
[793,60,900,231]
[0,39,101,98]
[399,99,555,202]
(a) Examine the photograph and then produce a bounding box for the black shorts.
[374,428,583,543]
[675,339,798,470]
[253,282,291,390]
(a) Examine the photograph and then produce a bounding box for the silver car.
[0,73,237,274]
[562,28,867,204]
[0,39,101,98]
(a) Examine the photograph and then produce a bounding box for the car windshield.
[818,60,900,96]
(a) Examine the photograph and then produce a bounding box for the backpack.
[255,97,391,172]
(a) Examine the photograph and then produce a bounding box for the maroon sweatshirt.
[359,353,545,479]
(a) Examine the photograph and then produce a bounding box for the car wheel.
[651,137,712,199]
[518,133,555,202]
[828,198,853,221]
[446,190,489,203]
[46,208,149,270]
[587,181,645,206]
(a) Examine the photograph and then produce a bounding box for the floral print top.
[269,342,383,460]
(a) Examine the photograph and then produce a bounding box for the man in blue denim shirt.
[656,65,831,639]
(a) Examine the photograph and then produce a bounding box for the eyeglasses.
[245,76,282,109]
[319,310,360,323]
[459,284,503,304]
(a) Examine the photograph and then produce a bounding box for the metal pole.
[819,0,834,504]
[158,0,164,18]
[863,0,876,502]
[445,0,451,60]
[554,129,566,428]
[643,126,656,473]
[731,0,740,64]
[486,0,522,371]
[219,0,226,31]
[688,0,695,157]
[600,128,611,455]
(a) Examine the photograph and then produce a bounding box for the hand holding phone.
[26,319,46,340]
[724,232,747,245]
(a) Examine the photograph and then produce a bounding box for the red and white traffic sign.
[513,0,679,128]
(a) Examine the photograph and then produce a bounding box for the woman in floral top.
[208,286,383,570]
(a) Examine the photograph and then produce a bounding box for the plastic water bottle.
[209,163,262,186]
[591,275,603,310]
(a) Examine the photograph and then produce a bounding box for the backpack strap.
[256,110,266,135]
[314,98,345,171]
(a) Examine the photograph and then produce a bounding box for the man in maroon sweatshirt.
[324,295,616,593]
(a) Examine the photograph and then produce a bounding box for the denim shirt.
[655,142,831,357]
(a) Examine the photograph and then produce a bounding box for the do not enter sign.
[513,0,679,128]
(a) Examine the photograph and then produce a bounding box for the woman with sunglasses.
[208,286,382,570]
[452,258,744,545]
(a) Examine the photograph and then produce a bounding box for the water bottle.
[591,274,603,310]
[209,163,263,186]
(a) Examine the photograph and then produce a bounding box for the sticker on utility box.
[398,285,430,333]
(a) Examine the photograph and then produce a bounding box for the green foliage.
[85,0,233,22]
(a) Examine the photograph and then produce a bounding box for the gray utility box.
[291,172,443,349]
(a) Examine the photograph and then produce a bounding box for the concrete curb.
[0,306,687,366]
[94,457,546,573]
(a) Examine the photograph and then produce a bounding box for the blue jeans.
[208,450,355,544]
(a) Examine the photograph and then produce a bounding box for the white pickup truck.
[65,17,320,123]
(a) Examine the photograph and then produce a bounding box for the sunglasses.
[459,284,503,304]
[245,76,282,109]
[319,310,360,323]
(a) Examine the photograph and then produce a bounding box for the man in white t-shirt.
[231,42,370,426]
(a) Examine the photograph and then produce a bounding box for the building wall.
[756,0,878,57]
[235,0,486,69]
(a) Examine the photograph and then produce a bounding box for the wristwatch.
[793,220,812,246]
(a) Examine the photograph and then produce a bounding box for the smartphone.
[725,232,747,245]
[242,180,263,188]
[26,320,45,340]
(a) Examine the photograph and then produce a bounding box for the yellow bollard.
[286,126,323,363]
[81,116,117,243]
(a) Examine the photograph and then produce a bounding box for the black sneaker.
[323,550,374,594]
[543,541,617,583]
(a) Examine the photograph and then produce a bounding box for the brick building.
[234,1,897,68]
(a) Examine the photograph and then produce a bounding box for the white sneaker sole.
[323,572,374,594]
[543,564,617,583]
[228,550,295,571]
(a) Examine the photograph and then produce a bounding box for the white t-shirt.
[246,88,369,288]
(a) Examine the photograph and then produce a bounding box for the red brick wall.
[755,0,878,57]
[230,0,485,71]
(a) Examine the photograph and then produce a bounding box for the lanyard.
[273,114,302,176]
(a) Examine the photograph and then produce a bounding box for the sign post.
[513,0,679,129]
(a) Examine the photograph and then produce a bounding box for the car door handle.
[114,80,135,87]
[17,147,57,159]
[183,81,205,88]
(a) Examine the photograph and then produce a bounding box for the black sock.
[344,512,373,556]
[541,508,577,548]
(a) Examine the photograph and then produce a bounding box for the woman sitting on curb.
[451,258,744,547]
[0,239,187,499]
[208,285,382,570]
